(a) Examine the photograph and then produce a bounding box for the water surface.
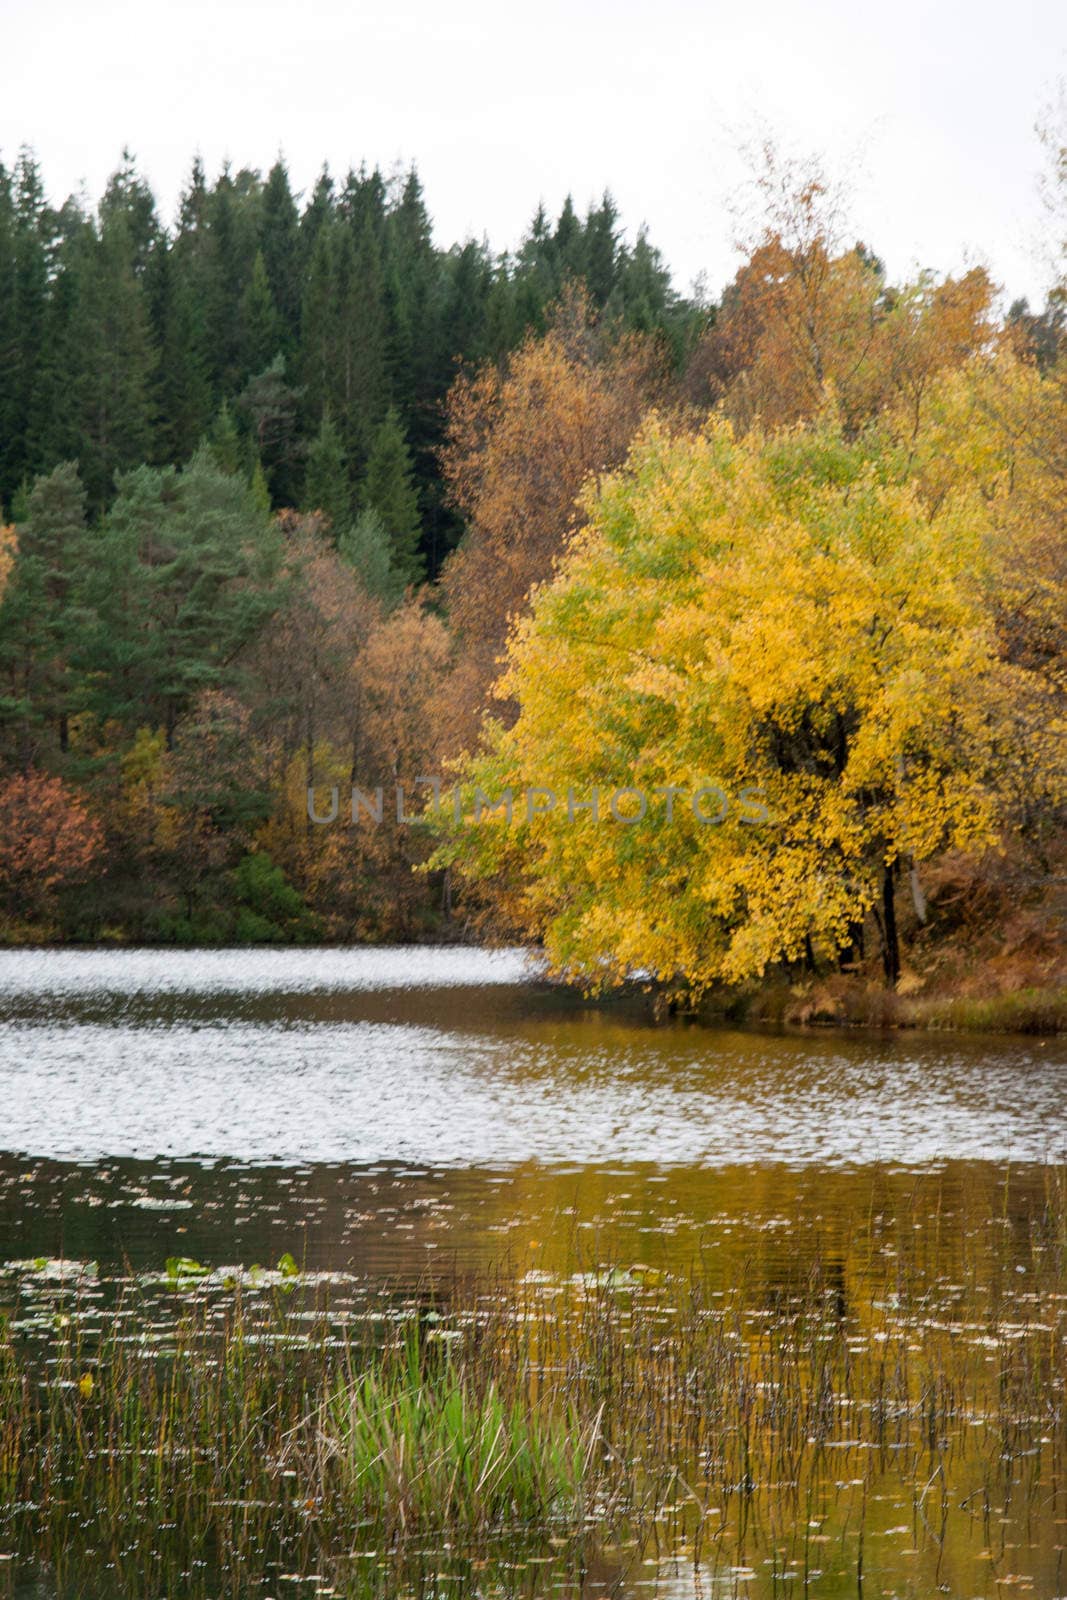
[1,946,1065,1599]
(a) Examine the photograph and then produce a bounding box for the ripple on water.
[0,947,1063,1166]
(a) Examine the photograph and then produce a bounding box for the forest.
[0,142,1064,1015]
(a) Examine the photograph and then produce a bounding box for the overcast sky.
[2,0,1065,306]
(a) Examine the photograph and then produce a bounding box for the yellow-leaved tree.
[434,415,1048,992]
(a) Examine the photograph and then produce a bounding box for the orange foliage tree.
[0,769,104,924]
[438,287,668,756]
[685,147,995,437]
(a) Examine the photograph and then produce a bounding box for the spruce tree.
[48,209,155,508]
[303,411,350,534]
[336,222,387,467]
[360,408,423,585]
[338,507,402,603]
[300,224,335,418]
[206,399,244,475]
[240,250,280,375]
[585,192,620,307]
[147,239,212,463]
[0,161,19,502]
[260,159,301,348]
[0,461,87,763]
[237,355,302,506]
[0,152,51,500]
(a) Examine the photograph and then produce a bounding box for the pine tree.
[302,221,387,471]
[249,458,272,514]
[384,168,436,429]
[441,240,492,369]
[201,165,258,393]
[553,194,585,282]
[616,228,675,335]
[78,450,281,741]
[360,407,423,585]
[340,163,387,242]
[99,148,159,278]
[300,224,335,418]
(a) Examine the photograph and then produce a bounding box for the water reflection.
[0,947,1064,1600]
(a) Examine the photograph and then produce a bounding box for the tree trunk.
[908,858,927,925]
[838,918,865,971]
[881,863,900,987]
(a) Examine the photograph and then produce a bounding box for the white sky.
[2,0,1065,306]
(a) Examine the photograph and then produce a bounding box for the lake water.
[1,946,1065,1598]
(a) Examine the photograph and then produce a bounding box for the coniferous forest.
[0,141,1064,1021]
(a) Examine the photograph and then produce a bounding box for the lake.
[1,946,1065,1598]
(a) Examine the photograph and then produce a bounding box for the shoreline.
[1,936,1064,1037]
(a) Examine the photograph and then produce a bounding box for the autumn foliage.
[438,288,667,756]
[0,143,1064,988]
[433,156,1067,995]
[0,769,104,924]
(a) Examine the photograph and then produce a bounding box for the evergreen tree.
[300,165,335,267]
[77,450,282,741]
[360,407,423,584]
[206,399,245,476]
[302,410,350,533]
[340,164,387,241]
[384,168,436,429]
[0,152,51,500]
[147,239,212,463]
[240,249,280,374]
[441,239,492,369]
[553,194,585,282]
[585,192,620,307]
[0,160,19,501]
[237,355,302,505]
[201,167,245,393]
[44,209,155,508]
[616,228,677,339]
[0,461,87,763]
[302,221,387,470]
[338,507,402,603]
[99,148,159,277]
[260,159,301,348]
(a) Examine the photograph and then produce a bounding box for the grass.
[0,1174,1065,1594]
[318,1334,594,1533]
[903,984,1067,1032]
[714,977,1067,1033]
